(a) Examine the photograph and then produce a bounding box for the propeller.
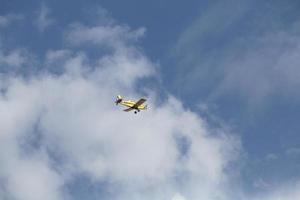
[115,95,122,105]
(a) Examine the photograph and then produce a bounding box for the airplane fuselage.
[120,100,147,110]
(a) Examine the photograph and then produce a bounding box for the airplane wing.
[133,98,146,108]
[123,107,134,112]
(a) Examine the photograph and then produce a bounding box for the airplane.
[115,95,147,114]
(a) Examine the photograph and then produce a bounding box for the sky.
[1,0,300,199]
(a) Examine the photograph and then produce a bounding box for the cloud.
[252,182,300,200]
[35,3,55,32]
[66,23,146,50]
[285,147,300,157]
[214,27,300,104]
[253,178,271,190]
[170,0,300,106]
[173,0,250,57]
[168,3,300,199]
[0,16,240,200]
[265,153,278,161]
[0,51,236,200]
[172,193,187,200]
[46,50,72,63]
[6,158,65,200]
[0,16,10,27]
[2,4,300,200]
[0,49,28,67]
[0,78,65,200]
[0,14,22,28]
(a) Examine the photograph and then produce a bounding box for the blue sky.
[1,0,300,200]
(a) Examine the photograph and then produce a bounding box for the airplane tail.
[115,95,123,105]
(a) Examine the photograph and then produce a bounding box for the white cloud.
[0,19,240,200]
[169,3,300,199]
[265,153,278,161]
[171,1,300,106]
[0,78,64,200]
[46,49,72,63]
[6,158,65,200]
[35,3,55,32]
[3,5,300,200]
[172,193,187,200]
[285,147,300,157]
[253,178,271,190]
[173,0,250,57]
[0,14,22,28]
[0,49,27,67]
[0,16,9,27]
[2,5,300,200]
[66,23,146,50]
[252,182,300,200]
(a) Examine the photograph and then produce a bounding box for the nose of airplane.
[115,98,122,105]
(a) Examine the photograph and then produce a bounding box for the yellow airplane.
[115,95,147,114]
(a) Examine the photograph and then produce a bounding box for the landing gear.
[134,111,137,114]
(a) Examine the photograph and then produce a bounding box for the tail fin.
[115,95,123,105]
